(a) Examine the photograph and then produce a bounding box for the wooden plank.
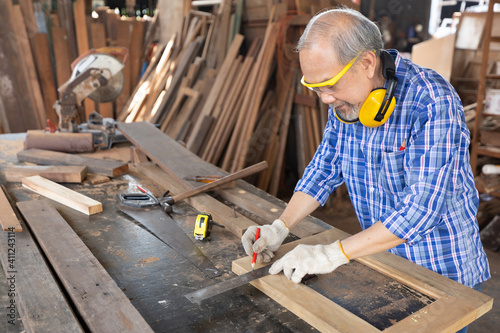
[33,33,59,124]
[84,173,111,185]
[3,165,87,183]
[115,19,133,114]
[411,34,456,81]
[17,149,128,177]
[0,193,84,332]
[186,34,244,153]
[11,4,45,129]
[0,0,38,132]
[0,186,22,232]
[22,176,103,215]
[117,122,256,236]
[73,0,90,55]
[57,0,78,61]
[233,228,493,332]
[16,200,154,333]
[130,19,146,89]
[136,163,255,237]
[52,26,73,88]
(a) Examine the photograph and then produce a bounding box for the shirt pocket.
[378,150,406,196]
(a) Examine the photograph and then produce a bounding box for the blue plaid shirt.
[296,50,490,287]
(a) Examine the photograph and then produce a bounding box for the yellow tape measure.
[194,213,213,240]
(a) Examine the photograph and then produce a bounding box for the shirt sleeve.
[380,90,466,245]
[295,108,344,205]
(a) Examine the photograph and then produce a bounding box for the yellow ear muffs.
[358,88,396,127]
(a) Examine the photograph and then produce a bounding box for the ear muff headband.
[357,51,398,128]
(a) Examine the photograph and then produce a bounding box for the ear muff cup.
[359,88,396,127]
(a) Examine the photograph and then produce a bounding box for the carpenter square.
[184,265,270,304]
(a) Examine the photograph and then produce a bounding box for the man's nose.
[318,91,337,105]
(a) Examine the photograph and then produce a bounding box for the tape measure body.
[194,213,213,240]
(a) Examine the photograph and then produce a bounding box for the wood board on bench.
[117,121,326,238]
[233,228,493,332]
[16,200,154,333]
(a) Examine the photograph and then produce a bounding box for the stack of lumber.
[119,1,335,195]
[0,0,155,133]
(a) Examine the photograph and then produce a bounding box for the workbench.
[0,128,493,333]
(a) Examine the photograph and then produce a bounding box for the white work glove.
[241,219,289,263]
[269,240,349,284]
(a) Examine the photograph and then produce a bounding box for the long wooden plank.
[3,165,87,183]
[0,196,84,332]
[22,176,102,215]
[17,149,128,177]
[186,34,244,153]
[136,162,254,237]
[0,187,22,232]
[73,0,90,55]
[52,26,73,88]
[11,5,46,129]
[33,33,59,124]
[117,122,326,237]
[233,228,493,332]
[16,200,154,333]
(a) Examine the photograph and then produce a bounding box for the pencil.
[251,227,261,271]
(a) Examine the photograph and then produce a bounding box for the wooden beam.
[0,186,22,232]
[52,26,73,88]
[0,197,84,332]
[22,176,103,215]
[233,228,494,332]
[16,200,154,333]
[3,165,87,183]
[17,149,128,177]
[33,33,59,125]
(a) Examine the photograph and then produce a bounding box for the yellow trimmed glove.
[269,240,349,284]
[241,219,289,264]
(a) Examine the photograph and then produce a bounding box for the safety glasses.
[300,52,361,92]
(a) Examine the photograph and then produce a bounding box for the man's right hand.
[242,219,289,263]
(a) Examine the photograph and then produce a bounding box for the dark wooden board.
[16,200,154,333]
[17,149,128,177]
[0,193,83,332]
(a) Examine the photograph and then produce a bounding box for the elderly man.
[242,8,489,299]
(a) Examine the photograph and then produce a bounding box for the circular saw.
[54,47,128,132]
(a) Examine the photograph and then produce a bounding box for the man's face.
[299,45,372,122]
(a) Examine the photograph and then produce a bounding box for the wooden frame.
[233,228,494,333]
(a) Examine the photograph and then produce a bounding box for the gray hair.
[296,8,384,65]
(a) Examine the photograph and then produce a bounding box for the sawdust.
[107,246,128,261]
[137,257,160,266]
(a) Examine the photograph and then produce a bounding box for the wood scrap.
[17,149,128,177]
[84,173,111,185]
[3,165,87,183]
[0,186,22,232]
[16,200,153,333]
[22,176,103,215]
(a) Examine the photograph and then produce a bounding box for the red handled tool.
[251,227,261,271]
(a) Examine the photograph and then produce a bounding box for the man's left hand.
[269,241,349,283]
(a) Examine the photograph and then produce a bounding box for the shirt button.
[369,187,375,193]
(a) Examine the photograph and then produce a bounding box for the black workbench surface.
[0,136,434,332]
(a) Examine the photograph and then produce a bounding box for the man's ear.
[360,51,378,79]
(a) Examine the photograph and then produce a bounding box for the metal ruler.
[184,266,270,304]
[118,204,221,279]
